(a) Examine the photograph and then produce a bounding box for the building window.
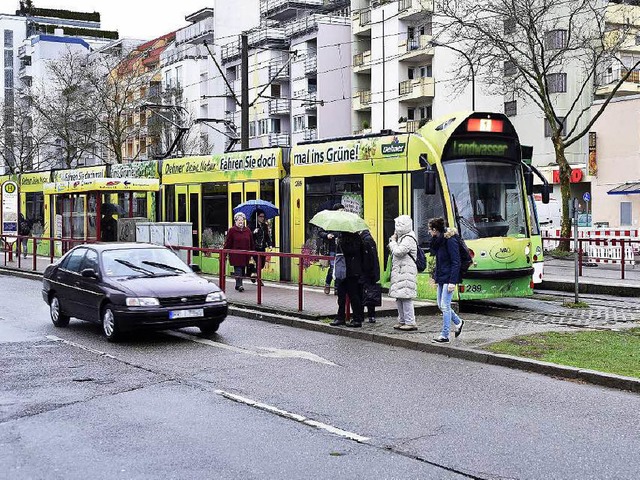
[249,121,256,137]
[258,119,269,136]
[4,50,13,67]
[4,30,13,48]
[504,17,516,34]
[293,115,305,132]
[270,118,281,134]
[547,73,567,93]
[407,108,415,121]
[544,117,566,137]
[420,65,432,78]
[175,66,182,88]
[504,100,517,117]
[419,105,432,120]
[408,67,414,80]
[545,29,568,50]
[504,61,516,76]
[620,202,632,225]
[636,35,640,46]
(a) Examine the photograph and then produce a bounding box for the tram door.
[378,174,404,271]
[228,181,259,225]
[175,185,201,254]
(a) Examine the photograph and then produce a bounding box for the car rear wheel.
[199,321,220,336]
[50,295,70,327]
[102,306,121,342]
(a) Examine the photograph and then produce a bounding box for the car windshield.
[443,159,528,240]
[102,248,190,277]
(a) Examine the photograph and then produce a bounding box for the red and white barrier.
[541,228,640,265]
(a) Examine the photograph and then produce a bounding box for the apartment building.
[160,4,261,155]
[220,0,351,151]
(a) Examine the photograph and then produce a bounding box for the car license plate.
[169,309,204,319]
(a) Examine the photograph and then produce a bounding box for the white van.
[534,194,561,228]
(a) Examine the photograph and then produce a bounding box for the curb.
[229,305,640,394]
[3,266,639,393]
[540,279,640,297]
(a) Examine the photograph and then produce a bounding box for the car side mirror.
[424,169,436,195]
[81,268,98,279]
[541,184,550,204]
[190,264,202,273]
[524,170,534,195]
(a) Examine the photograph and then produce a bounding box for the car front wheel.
[102,306,121,342]
[199,321,220,336]
[50,295,70,327]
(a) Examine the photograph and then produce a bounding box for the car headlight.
[126,297,160,307]
[206,292,226,303]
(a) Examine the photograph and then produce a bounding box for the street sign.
[1,181,19,242]
[583,192,591,202]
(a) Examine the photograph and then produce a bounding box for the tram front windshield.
[443,159,528,240]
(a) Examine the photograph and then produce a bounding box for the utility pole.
[241,33,249,150]
[381,10,385,129]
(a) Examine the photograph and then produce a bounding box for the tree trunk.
[554,137,572,251]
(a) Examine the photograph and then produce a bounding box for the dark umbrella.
[233,199,279,220]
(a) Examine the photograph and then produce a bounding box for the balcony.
[268,133,290,147]
[305,55,317,75]
[353,50,372,74]
[398,34,434,62]
[269,61,290,81]
[352,8,372,36]
[175,16,214,45]
[221,27,287,62]
[397,119,421,133]
[285,13,350,39]
[269,98,290,115]
[398,0,434,21]
[353,90,372,111]
[19,65,32,78]
[398,77,435,102]
[303,128,317,141]
[595,67,640,97]
[261,0,323,21]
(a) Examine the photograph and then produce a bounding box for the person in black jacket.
[359,229,380,323]
[330,231,364,328]
[251,209,272,285]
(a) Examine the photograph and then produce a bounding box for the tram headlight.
[524,245,531,255]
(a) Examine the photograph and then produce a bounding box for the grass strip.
[484,328,640,379]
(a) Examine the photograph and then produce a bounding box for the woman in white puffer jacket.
[388,214,418,331]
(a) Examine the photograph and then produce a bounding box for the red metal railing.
[1,234,95,270]
[542,236,640,280]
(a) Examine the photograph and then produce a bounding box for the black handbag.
[362,283,382,307]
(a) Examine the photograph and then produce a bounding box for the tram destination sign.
[443,137,518,160]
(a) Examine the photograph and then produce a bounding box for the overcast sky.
[17,0,212,41]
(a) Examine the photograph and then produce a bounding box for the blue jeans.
[437,284,461,338]
[234,266,245,288]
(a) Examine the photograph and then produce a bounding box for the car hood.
[117,274,218,298]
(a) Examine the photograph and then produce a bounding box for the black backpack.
[457,235,473,274]
[408,237,427,273]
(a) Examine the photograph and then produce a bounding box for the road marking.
[215,389,370,443]
[166,331,337,366]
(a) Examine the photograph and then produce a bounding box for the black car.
[42,243,227,341]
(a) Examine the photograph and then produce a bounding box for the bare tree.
[0,97,52,174]
[29,49,96,169]
[84,43,151,164]
[436,0,640,247]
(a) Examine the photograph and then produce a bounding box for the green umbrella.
[309,210,369,233]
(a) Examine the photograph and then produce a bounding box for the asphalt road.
[1,275,639,479]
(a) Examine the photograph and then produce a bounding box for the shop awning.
[607,182,640,195]
[44,178,160,195]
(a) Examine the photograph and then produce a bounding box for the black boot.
[330,318,346,326]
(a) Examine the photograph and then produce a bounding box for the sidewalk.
[2,252,639,393]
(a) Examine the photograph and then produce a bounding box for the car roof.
[73,243,168,253]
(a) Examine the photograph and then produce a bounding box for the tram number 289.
[463,284,482,293]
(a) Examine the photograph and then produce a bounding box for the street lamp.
[431,41,475,110]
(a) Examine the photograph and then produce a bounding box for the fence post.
[298,255,304,312]
[621,239,625,280]
[32,237,37,271]
[257,251,262,306]
[578,239,583,277]
[219,250,226,292]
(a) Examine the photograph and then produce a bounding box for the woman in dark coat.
[251,209,272,285]
[330,231,364,328]
[428,217,465,343]
[223,212,255,292]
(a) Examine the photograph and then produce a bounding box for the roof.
[607,182,640,195]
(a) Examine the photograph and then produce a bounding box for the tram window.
[260,180,275,205]
[165,185,175,222]
[72,196,85,239]
[443,160,528,239]
[202,182,228,246]
[87,193,97,239]
[412,171,445,247]
[134,194,147,218]
[177,194,187,222]
[528,196,540,236]
[304,175,363,249]
[25,192,44,235]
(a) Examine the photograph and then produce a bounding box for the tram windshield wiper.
[114,259,155,276]
[452,194,480,236]
[142,260,187,273]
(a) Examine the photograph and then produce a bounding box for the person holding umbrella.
[251,208,272,285]
[223,212,255,292]
[318,203,344,294]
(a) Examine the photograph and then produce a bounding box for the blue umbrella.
[233,199,279,220]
